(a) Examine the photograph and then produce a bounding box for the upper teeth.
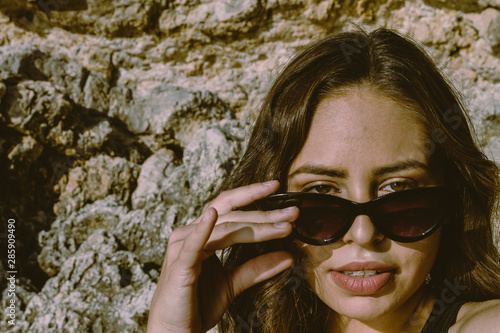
[343,270,380,277]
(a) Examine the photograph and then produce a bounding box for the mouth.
[330,262,396,295]
[340,270,387,278]
[330,270,394,295]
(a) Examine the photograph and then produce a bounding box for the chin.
[325,294,395,321]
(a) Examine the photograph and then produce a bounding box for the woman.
[147,28,500,332]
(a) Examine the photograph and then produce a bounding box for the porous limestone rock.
[2,80,72,142]
[113,203,178,265]
[0,0,30,12]
[39,196,130,277]
[422,0,482,12]
[0,46,109,112]
[478,8,500,53]
[159,0,266,37]
[14,230,156,333]
[53,155,140,218]
[180,121,244,210]
[108,83,233,146]
[0,47,151,164]
[7,136,44,174]
[36,54,110,113]
[133,120,245,212]
[131,148,178,209]
[40,0,167,37]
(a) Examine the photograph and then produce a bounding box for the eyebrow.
[373,160,429,176]
[288,165,348,179]
[288,160,429,179]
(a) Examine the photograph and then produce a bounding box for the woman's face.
[287,88,444,328]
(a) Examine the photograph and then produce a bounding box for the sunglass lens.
[376,195,442,238]
[295,203,348,240]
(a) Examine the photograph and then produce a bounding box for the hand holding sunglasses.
[147,181,298,333]
[254,187,458,245]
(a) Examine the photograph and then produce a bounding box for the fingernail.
[263,180,277,186]
[281,206,295,212]
[274,222,290,228]
[201,208,213,223]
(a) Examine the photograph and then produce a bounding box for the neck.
[327,286,436,333]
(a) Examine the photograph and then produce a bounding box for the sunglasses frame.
[255,187,458,245]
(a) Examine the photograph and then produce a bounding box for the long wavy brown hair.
[217,28,500,332]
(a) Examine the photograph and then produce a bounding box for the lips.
[330,261,396,295]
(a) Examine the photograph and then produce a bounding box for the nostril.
[342,215,384,245]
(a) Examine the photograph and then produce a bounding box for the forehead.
[289,89,430,173]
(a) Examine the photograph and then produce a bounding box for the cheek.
[396,248,436,286]
[403,230,442,273]
[299,245,333,290]
[386,231,442,297]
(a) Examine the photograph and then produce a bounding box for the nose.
[342,214,385,246]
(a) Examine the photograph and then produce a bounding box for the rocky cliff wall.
[0,0,499,332]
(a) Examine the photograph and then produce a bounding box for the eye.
[381,181,418,193]
[303,184,339,194]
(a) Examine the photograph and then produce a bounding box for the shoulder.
[449,299,500,333]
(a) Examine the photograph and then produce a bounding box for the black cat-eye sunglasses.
[254,187,457,245]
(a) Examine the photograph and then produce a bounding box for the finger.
[215,206,299,225]
[168,206,300,248]
[167,205,297,258]
[188,181,281,226]
[204,221,293,250]
[177,207,218,269]
[209,181,280,214]
[229,251,294,297]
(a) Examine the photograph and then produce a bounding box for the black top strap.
[420,300,465,333]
